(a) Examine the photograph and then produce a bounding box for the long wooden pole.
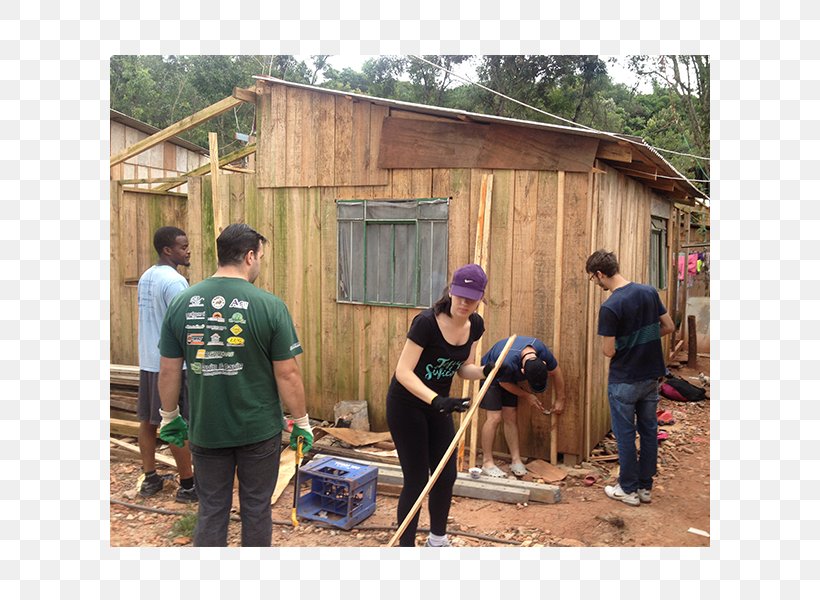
[387,334,516,547]
[457,174,493,471]
[550,172,565,465]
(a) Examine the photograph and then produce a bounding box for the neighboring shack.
[110,77,707,463]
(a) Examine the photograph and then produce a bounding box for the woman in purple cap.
[386,263,493,547]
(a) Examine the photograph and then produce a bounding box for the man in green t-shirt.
[157,223,314,547]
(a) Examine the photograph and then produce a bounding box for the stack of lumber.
[110,364,139,413]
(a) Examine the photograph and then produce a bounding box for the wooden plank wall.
[110,120,208,191]
[109,183,189,366]
[110,164,669,459]
[257,82,388,188]
[585,164,667,452]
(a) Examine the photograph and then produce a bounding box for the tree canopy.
[110,55,709,196]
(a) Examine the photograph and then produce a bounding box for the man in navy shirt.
[479,336,565,478]
[587,250,675,506]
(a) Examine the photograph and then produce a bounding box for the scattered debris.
[596,514,625,529]
[687,527,710,538]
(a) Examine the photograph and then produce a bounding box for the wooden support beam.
[232,85,258,104]
[209,132,223,238]
[120,187,188,198]
[596,140,632,163]
[646,178,676,192]
[118,176,188,185]
[551,172,565,465]
[220,165,255,174]
[110,94,243,167]
[153,144,256,192]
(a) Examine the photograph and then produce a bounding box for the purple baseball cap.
[449,263,488,301]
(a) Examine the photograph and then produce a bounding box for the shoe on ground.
[425,537,451,547]
[175,485,198,504]
[139,473,174,498]
[604,483,640,506]
[481,464,507,478]
[510,462,527,477]
[637,488,651,503]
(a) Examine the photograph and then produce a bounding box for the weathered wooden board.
[378,117,598,172]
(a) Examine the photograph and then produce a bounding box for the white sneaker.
[637,488,652,503]
[425,536,451,547]
[604,483,640,506]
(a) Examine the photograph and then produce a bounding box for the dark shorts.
[137,370,189,425]
[480,383,518,411]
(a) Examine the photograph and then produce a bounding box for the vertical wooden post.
[687,315,698,369]
[457,174,492,471]
[209,132,223,245]
[550,171,565,465]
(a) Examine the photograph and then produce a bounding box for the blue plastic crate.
[296,456,378,530]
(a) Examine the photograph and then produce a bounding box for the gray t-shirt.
[138,265,188,372]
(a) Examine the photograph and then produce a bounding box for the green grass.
[171,512,198,538]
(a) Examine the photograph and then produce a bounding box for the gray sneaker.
[604,484,640,506]
[637,488,652,503]
[175,485,198,504]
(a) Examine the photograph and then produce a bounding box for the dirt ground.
[109,359,710,548]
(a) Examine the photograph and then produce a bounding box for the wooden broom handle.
[387,335,517,547]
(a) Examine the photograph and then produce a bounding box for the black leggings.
[386,394,458,547]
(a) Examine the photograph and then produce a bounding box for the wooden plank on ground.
[109,437,176,467]
[271,446,297,505]
[525,459,567,482]
[315,427,393,447]
[313,454,532,504]
[110,418,140,438]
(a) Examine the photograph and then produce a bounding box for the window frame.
[336,197,449,308]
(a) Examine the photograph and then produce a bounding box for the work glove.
[289,414,314,454]
[158,406,188,447]
[431,395,470,414]
[482,362,495,377]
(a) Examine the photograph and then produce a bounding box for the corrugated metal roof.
[253,75,707,201]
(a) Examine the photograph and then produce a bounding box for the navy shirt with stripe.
[597,282,667,384]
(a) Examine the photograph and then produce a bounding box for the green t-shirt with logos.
[159,277,302,448]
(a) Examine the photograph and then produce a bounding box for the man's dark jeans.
[608,380,659,494]
[190,434,282,547]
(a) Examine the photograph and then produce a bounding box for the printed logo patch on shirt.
[290,341,302,352]
[207,333,224,346]
[229,298,249,309]
[187,333,204,345]
[207,312,225,323]
[226,336,245,347]
[188,295,205,307]
[196,349,206,359]
[190,362,202,374]
[228,312,246,324]
[230,324,243,336]
[186,311,206,320]
[211,296,226,309]
[185,323,205,330]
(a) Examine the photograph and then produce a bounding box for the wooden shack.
[110,77,707,463]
